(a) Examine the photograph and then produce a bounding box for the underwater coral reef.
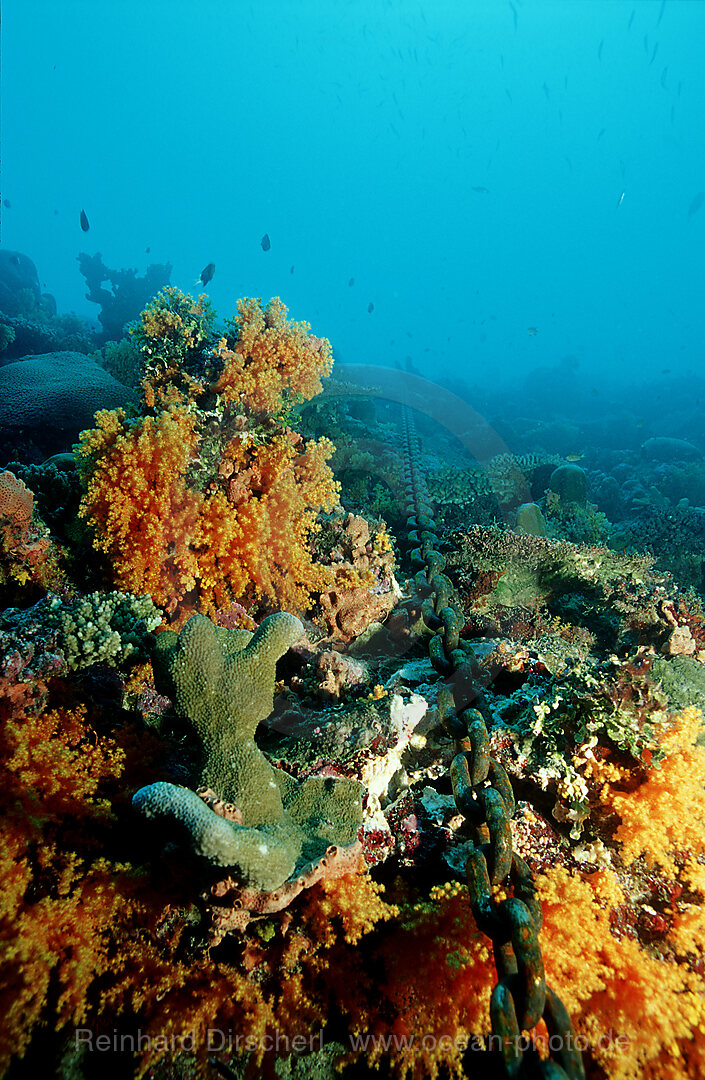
[2,287,705,1080]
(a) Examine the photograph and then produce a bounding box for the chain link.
[401,407,584,1080]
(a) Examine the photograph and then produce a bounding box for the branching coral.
[133,287,216,407]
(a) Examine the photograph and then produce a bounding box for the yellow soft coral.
[214,297,334,415]
[538,864,705,1080]
[600,706,705,874]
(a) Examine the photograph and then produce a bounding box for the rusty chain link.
[401,407,584,1080]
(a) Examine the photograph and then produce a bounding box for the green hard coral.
[134,612,364,893]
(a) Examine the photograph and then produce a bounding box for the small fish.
[145,246,150,254]
[80,209,90,232]
[2,199,10,209]
[471,186,490,193]
[260,233,271,251]
[348,277,355,286]
[627,8,635,30]
[649,42,658,65]
[195,262,215,287]
[616,191,625,209]
[527,326,538,336]
[368,302,374,313]
[597,39,604,61]
[597,128,606,140]
[688,192,704,218]
[660,66,668,89]
[661,367,671,374]
[656,0,666,26]
[290,265,295,273]
[565,453,584,463]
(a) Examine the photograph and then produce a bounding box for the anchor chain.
[400,407,584,1080]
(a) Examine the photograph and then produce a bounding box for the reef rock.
[0,250,41,316]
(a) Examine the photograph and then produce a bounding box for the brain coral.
[0,351,136,435]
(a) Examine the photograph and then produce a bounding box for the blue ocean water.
[2,0,703,392]
[2,4,705,1078]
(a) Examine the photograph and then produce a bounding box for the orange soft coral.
[77,411,340,617]
[213,296,334,415]
[76,407,202,611]
[0,470,63,595]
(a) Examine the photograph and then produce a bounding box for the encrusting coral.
[133,610,364,906]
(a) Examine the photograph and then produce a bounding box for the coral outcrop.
[78,251,173,342]
[75,290,341,619]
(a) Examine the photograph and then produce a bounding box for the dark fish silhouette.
[145,246,151,254]
[260,233,271,251]
[472,186,490,193]
[2,199,10,209]
[688,192,704,218]
[80,209,90,232]
[290,265,294,273]
[348,277,355,286]
[368,302,374,313]
[196,262,215,287]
